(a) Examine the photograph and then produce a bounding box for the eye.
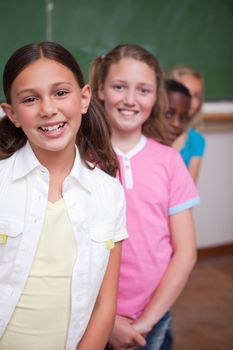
[138,87,151,95]
[22,96,38,104]
[55,89,69,97]
[180,115,190,124]
[113,84,125,92]
[164,111,173,119]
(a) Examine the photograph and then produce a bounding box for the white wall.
[0,106,5,118]
[194,128,233,248]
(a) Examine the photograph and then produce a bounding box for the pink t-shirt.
[115,136,199,320]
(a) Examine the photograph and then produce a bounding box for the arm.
[188,156,203,182]
[77,241,123,350]
[133,209,197,335]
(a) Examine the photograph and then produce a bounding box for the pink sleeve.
[168,151,200,215]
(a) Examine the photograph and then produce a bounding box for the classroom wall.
[194,126,233,248]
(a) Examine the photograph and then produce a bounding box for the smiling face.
[2,57,91,160]
[98,58,157,143]
[178,74,203,118]
[164,90,191,144]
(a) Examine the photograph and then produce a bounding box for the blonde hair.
[167,65,204,127]
[167,65,203,85]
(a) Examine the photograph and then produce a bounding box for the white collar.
[13,142,93,192]
[114,135,147,158]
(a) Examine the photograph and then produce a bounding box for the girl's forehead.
[24,57,66,72]
[110,57,153,71]
[10,57,79,95]
[168,91,190,106]
[107,58,157,83]
[14,58,73,82]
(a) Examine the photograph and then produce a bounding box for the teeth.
[120,110,135,116]
[40,122,65,132]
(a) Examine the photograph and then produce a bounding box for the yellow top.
[0,199,77,350]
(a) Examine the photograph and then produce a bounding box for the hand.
[109,315,146,349]
[132,317,152,338]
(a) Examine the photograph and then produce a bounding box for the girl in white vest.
[0,41,127,350]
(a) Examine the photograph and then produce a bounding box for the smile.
[39,122,66,132]
[118,109,138,116]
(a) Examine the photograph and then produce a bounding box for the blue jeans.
[137,312,172,350]
[160,326,173,350]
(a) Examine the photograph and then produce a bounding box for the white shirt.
[0,199,77,349]
[0,142,127,350]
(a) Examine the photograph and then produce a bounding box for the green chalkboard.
[0,0,233,100]
[0,0,46,101]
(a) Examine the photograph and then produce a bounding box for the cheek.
[63,98,83,117]
[179,124,186,133]
[104,92,120,109]
[191,97,200,109]
[163,118,172,128]
[15,107,37,128]
[141,97,156,117]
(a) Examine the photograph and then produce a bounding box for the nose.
[171,115,182,128]
[123,89,136,105]
[39,97,58,118]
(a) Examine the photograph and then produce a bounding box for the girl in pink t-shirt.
[90,44,199,350]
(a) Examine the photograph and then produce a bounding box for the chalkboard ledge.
[203,102,233,121]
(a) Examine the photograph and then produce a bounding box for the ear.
[98,80,105,101]
[80,84,92,114]
[1,102,21,128]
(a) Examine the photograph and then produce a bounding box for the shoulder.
[0,153,17,194]
[144,138,189,180]
[85,165,127,239]
[146,137,183,163]
[146,137,172,152]
[0,153,15,173]
[144,140,199,211]
[188,128,206,152]
[88,165,124,198]
[188,128,206,144]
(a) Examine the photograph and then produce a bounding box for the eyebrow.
[16,81,73,96]
[112,79,154,86]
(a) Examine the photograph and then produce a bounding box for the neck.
[111,130,142,153]
[31,144,76,203]
[31,143,75,176]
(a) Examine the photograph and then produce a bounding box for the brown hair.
[89,44,168,143]
[0,41,118,176]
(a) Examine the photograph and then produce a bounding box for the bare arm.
[188,156,203,182]
[133,209,197,335]
[76,241,123,350]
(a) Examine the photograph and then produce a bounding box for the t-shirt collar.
[114,135,147,158]
[13,142,92,192]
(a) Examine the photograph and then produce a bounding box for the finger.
[134,332,147,347]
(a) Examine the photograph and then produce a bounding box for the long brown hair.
[0,41,118,176]
[89,44,168,144]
